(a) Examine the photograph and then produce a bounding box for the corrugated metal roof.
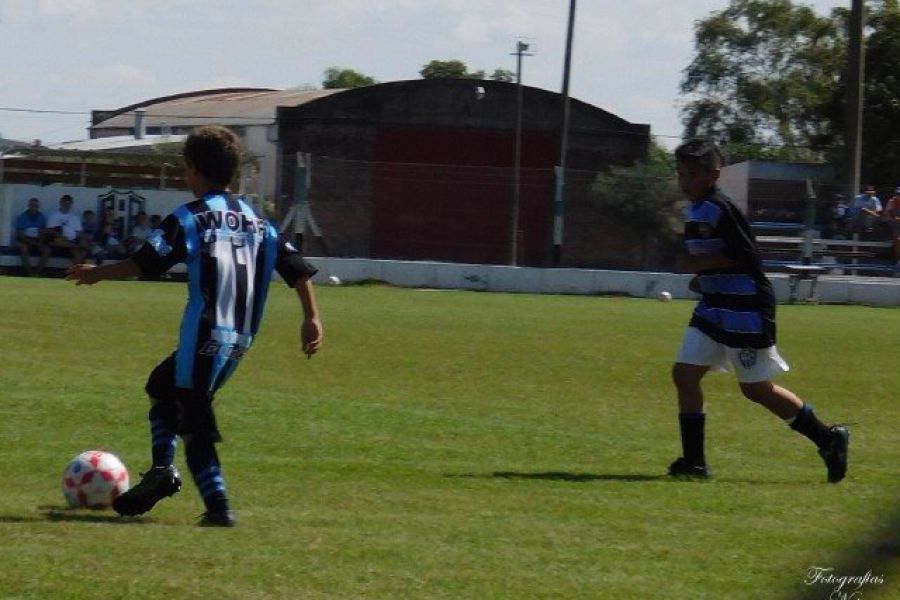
[47,134,187,151]
[92,89,343,129]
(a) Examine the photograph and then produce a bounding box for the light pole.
[846,0,865,201]
[552,0,577,267]
[510,39,533,266]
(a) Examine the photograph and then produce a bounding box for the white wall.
[241,125,277,201]
[719,161,751,213]
[306,257,900,307]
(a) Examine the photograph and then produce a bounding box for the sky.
[0,0,848,147]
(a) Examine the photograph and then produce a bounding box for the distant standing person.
[668,139,849,483]
[13,197,50,276]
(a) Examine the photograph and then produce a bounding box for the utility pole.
[846,0,865,200]
[510,40,533,266]
[552,0,577,267]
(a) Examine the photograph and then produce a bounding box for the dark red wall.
[372,127,555,265]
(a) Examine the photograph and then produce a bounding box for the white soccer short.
[675,326,789,383]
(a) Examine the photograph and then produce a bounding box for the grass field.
[0,276,898,599]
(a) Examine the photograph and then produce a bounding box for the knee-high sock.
[149,403,178,467]
[185,437,230,513]
[789,404,832,448]
[679,412,706,466]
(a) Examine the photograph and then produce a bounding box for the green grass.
[0,277,897,599]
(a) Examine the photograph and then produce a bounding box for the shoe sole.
[112,478,182,516]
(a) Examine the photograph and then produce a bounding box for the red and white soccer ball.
[62,450,130,509]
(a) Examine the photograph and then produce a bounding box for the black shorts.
[145,354,222,443]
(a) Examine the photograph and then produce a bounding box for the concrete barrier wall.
[306,257,900,307]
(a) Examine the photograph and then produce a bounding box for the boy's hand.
[301,317,323,358]
[66,263,101,286]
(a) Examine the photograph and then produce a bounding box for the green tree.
[420,60,497,80]
[490,68,515,82]
[680,0,845,162]
[322,67,377,89]
[591,143,685,269]
[850,0,900,185]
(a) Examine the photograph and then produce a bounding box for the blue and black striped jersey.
[132,192,317,393]
[684,189,776,349]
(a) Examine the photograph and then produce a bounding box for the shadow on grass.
[0,506,150,525]
[447,471,666,483]
[787,507,900,599]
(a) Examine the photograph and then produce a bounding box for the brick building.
[277,79,650,267]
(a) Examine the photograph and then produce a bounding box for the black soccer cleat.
[112,465,182,516]
[818,425,849,483]
[199,510,236,527]
[668,457,711,479]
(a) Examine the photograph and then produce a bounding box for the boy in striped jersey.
[67,125,323,525]
[669,139,848,483]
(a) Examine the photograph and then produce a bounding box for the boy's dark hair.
[675,138,722,172]
[183,125,242,186]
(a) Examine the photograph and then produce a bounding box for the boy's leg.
[184,433,234,526]
[672,362,710,474]
[739,380,849,482]
[112,358,184,517]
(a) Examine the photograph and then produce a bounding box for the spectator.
[882,186,900,268]
[13,197,50,276]
[125,211,152,254]
[43,194,84,265]
[848,184,882,234]
[81,210,99,260]
[150,214,162,229]
[829,194,849,238]
[95,207,127,264]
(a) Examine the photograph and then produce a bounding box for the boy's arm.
[66,258,142,285]
[294,276,323,358]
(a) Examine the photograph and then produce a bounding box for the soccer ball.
[327,275,342,286]
[658,291,673,302]
[62,450,129,509]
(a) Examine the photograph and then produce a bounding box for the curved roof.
[91,88,344,130]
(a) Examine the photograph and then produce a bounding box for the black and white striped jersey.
[132,192,317,393]
[684,189,776,349]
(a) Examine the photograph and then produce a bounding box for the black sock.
[790,404,832,449]
[679,413,706,466]
[185,437,230,514]
[149,403,177,467]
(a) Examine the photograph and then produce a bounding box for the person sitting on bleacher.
[93,208,128,265]
[848,184,883,235]
[882,187,900,270]
[125,211,152,254]
[13,197,50,276]
[43,194,84,266]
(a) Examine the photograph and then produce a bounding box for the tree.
[420,59,471,79]
[680,0,845,162]
[852,0,900,185]
[681,0,900,185]
[490,68,515,82]
[322,67,377,89]
[590,143,685,269]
